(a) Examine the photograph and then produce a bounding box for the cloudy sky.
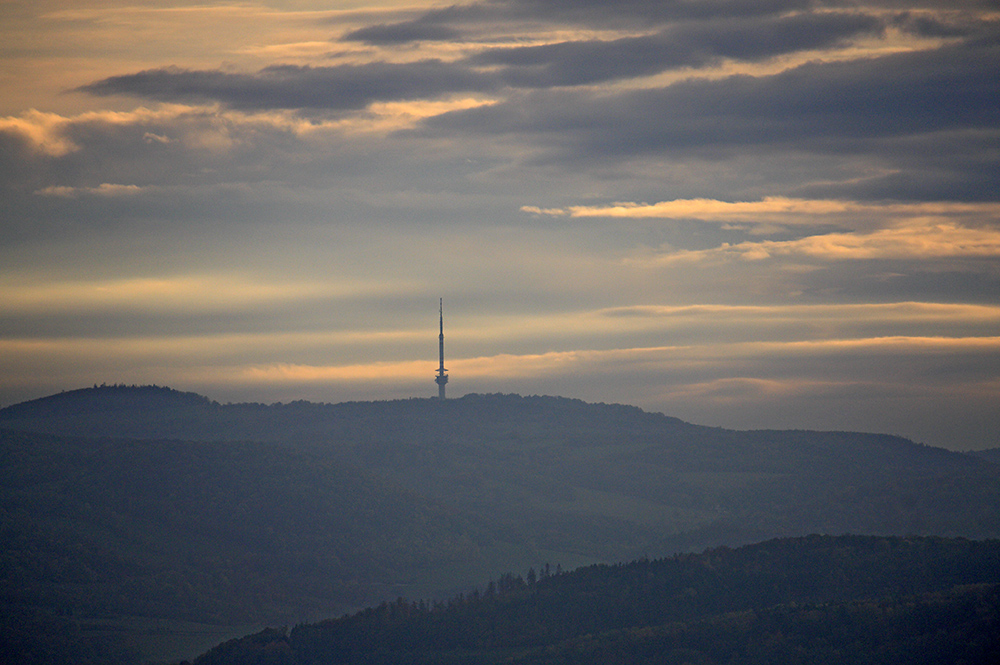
[2,0,998,450]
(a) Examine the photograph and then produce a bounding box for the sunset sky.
[2,0,998,450]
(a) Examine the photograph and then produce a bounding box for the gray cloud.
[802,267,1000,306]
[341,9,466,45]
[892,11,992,38]
[370,0,852,38]
[80,10,883,109]
[22,13,998,238]
[491,0,1000,24]
[422,37,1000,188]
[468,12,885,88]
[79,61,500,110]
[78,5,993,157]
[338,0,996,48]
[794,151,1000,203]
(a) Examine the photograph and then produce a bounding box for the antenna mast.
[435,298,449,399]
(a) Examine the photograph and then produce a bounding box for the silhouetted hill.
[4,387,994,547]
[1,386,686,444]
[3,386,1000,663]
[193,534,1000,665]
[2,384,213,417]
[971,448,1000,465]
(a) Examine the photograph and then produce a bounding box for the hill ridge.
[0,384,920,444]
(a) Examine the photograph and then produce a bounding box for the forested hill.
[0,384,979,477]
[3,385,999,558]
[194,534,1000,665]
[4,386,1000,663]
[0,384,689,444]
[972,447,1000,465]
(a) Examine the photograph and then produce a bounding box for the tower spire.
[435,298,448,399]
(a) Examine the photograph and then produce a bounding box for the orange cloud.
[0,273,416,314]
[630,219,1000,264]
[599,302,1000,324]
[723,222,1000,261]
[525,197,1000,225]
[226,335,1000,387]
[35,183,144,198]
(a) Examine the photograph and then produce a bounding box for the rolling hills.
[195,534,1000,665]
[2,385,1000,663]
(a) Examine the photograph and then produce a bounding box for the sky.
[1,0,999,450]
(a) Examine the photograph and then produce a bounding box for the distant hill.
[3,386,1000,663]
[971,448,1000,465]
[1,384,689,445]
[193,534,1000,665]
[4,383,214,411]
[3,386,996,548]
